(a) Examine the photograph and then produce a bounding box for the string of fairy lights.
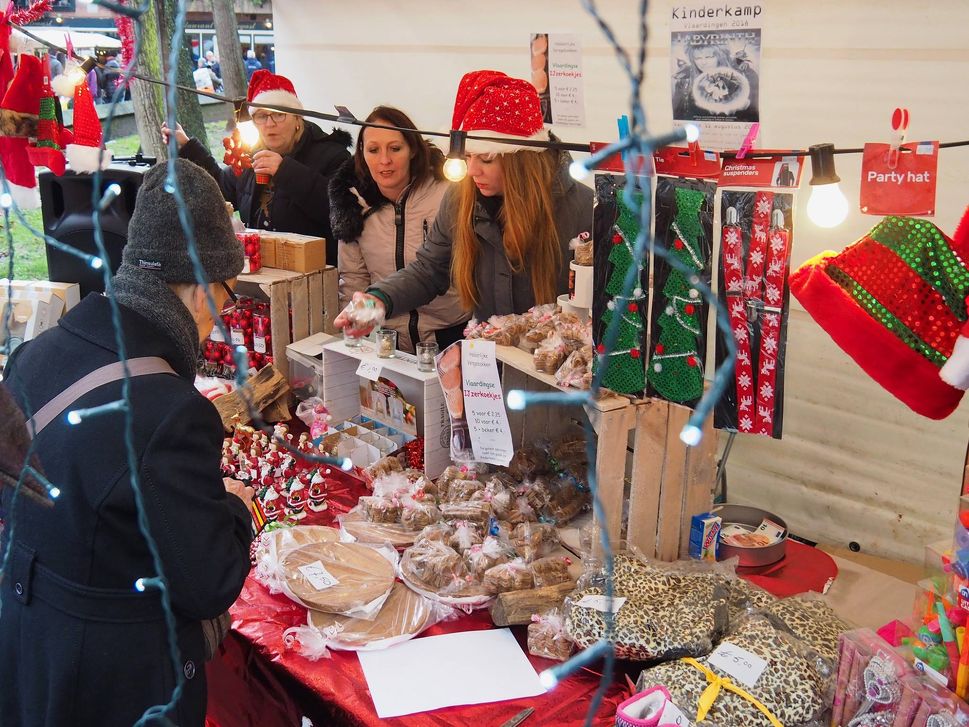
[2,1,966,724]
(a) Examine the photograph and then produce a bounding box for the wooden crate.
[627,397,718,561]
[495,346,718,562]
[236,265,339,369]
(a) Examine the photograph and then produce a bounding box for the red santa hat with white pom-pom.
[939,208,969,391]
[247,69,302,111]
[450,69,548,155]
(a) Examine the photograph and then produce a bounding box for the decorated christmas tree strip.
[592,173,649,395]
[713,190,796,438]
[646,179,715,406]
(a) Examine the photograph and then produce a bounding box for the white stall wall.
[274,0,969,562]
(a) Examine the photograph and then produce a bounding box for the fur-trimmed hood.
[329,142,445,243]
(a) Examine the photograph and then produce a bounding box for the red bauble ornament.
[630,349,641,359]
[656,344,664,354]
[687,356,698,367]
[627,303,637,313]
[596,343,605,354]
[612,233,622,245]
[684,304,696,315]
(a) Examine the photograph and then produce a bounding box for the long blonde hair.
[451,149,561,310]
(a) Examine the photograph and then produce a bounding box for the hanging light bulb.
[807,143,849,228]
[442,129,468,182]
[237,119,260,148]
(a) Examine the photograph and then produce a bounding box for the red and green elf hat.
[790,209,969,419]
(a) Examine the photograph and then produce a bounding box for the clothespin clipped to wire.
[735,123,760,160]
[687,139,702,166]
[888,107,910,169]
[334,106,357,124]
[616,115,630,163]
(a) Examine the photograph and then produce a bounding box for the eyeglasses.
[220,281,238,312]
[251,111,288,125]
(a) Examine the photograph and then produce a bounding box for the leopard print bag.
[637,614,835,727]
[564,552,730,661]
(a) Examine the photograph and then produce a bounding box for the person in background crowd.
[163,69,351,264]
[101,58,122,103]
[0,159,254,727]
[329,105,469,353]
[47,52,62,81]
[193,57,217,93]
[244,49,262,80]
[204,50,223,91]
[335,70,592,334]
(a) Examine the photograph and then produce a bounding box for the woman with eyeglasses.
[162,70,351,264]
[334,70,592,336]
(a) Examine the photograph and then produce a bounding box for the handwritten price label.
[707,643,767,687]
[356,360,382,382]
[573,594,627,613]
[297,560,340,591]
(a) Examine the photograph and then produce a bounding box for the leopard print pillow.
[637,615,833,727]
[565,552,729,661]
[762,595,851,664]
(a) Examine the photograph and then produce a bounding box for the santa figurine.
[297,432,311,454]
[307,470,328,512]
[260,486,283,522]
[286,478,308,520]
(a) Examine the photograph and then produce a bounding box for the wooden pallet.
[627,397,717,560]
[236,265,339,369]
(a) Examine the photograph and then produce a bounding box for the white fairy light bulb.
[443,157,468,182]
[807,143,849,228]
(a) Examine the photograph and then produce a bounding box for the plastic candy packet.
[528,608,574,661]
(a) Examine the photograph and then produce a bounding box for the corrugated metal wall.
[274,0,969,561]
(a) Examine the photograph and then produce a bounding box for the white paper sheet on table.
[357,628,545,718]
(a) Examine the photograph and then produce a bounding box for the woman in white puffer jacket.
[329,106,469,353]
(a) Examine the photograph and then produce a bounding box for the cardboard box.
[0,289,66,368]
[262,231,326,273]
[0,279,80,311]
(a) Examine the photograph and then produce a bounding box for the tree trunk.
[131,6,167,159]
[210,0,247,102]
[158,0,208,148]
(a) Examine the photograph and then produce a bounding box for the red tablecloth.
[207,531,837,726]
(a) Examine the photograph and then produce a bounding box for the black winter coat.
[180,122,352,264]
[0,295,253,727]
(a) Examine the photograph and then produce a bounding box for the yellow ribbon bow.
[680,657,784,727]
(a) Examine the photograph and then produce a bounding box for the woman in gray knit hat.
[0,158,254,727]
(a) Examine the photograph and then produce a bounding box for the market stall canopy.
[15,28,121,50]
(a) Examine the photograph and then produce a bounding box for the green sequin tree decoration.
[595,191,647,393]
[647,187,707,402]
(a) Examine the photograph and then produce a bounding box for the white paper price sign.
[659,702,692,726]
[356,360,382,382]
[573,594,627,613]
[297,560,340,591]
[707,643,767,687]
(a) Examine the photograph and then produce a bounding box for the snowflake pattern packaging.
[646,178,716,406]
[714,191,795,437]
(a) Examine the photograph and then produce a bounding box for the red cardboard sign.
[653,145,721,179]
[589,141,653,175]
[719,153,803,188]
[860,141,939,216]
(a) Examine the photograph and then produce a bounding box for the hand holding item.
[159,122,189,150]
[224,477,255,504]
[438,344,465,419]
[333,292,386,338]
[252,150,284,178]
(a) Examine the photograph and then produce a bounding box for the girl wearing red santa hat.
[162,69,351,264]
[334,69,593,333]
